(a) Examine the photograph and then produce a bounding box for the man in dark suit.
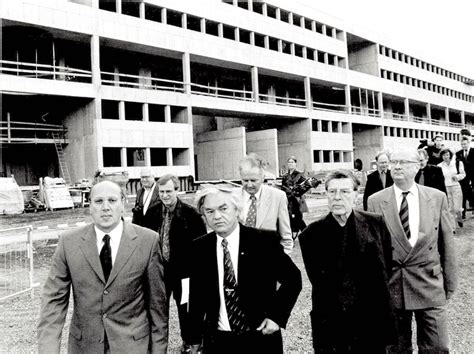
[415,149,447,194]
[132,167,161,230]
[148,174,207,351]
[368,149,458,353]
[188,184,302,353]
[363,151,393,210]
[38,180,168,353]
[456,137,474,218]
[299,170,396,352]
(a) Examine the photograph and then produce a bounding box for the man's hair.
[324,169,360,191]
[238,153,265,173]
[375,151,389,161]
[287,156,297,163]
[440,148,453,159]
[433,134,443,141]
[90,180,126,200]
[195,184,242,214]
[157,174,180,190]
[460,136,471,143]
[417,149,429,159]
[460,128,471,137]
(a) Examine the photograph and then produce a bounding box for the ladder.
[52,131,71,185]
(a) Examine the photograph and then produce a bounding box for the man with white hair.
[188,184,301,353]
[132,167,161,230]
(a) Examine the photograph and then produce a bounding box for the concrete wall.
[195,127,246,180]
[352,125,383,170]
[348,43,379,76]
[278,118,312,175]
[246,129,279,177]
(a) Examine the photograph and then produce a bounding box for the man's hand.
[256,318,280,335]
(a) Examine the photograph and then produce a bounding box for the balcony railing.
[0,60,92,83]
[313,101,348,113]
[0,120,67,143]
[190,82,253,101]
[259,93,306,108]
[101,71,185,92]
[350,106,380,117]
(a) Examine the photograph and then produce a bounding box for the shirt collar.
[393,183,418,198]
[243,186,262,201]
[216,223,240,244]
[95,220,123,245]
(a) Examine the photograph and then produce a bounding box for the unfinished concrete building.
[1,0,473,185]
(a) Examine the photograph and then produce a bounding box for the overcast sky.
[301,0,474,78]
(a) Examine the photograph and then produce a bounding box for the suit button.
[104,290,109,295]
[103,313,107,319]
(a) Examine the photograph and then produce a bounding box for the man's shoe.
[458,221,464,228]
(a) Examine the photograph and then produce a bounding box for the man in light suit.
[132,167,161,230]
[368,149,458,353]
[363,151,393,211]
[188,184,301,353]
[238,154,293,254]
[38,180,168,354]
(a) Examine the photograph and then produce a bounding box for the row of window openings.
[222,0,344,41]
[379,45,470,84]
[103,147,189,167]
[384,128,460,141]
[381,70,473,103]
[313,150,352,163]
[100,3,345,68]
[312,120,351,133]
[101,100,188,123]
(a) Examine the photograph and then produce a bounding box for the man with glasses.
[299,170,396,352]
[415,149,446,194]
[368,149,457,353]
[132,167,161,230]
[363,151,393,211]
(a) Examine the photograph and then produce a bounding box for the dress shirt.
[95,221,123,266]
[438,160,465,187]
[142,183,156,214]
[241,188,263,222]
[393,184,419,247]
[216,224,240,332]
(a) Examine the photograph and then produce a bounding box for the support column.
[426,103,432,123]
[218,23,223,37]
[181,13,187,29]
[461,111,465,126]
[247,0,253,12]
[377,92,384,118]
[116,0,121,14]
[445,107,449,122]
[264,35,269,49]
[167,148,173,166]
[161,8,167,24]
[251,66,259,103]
[311,20,316,32]
[119,101,125,120]
[200,18,206,33]
[300,16,305,28]
[290,43,295,56]
[164,105,171,123]
[139,1,145,19]
[322,24,326,36]
[277,39,283,52]
[120,147,127,167]
[145,148,151,167]
[182,52,191,94]
[288,13,293,25]
[304,77,312,110]
[90,35,101,86]
[142,103,149,122]
[250,32,255,46]
[404,98,410,121]
[262,3,267,16]
[234,28,240,42]
[302,47,307,59]
[345,85,351,113]
[275,8,281,20]
[113,66,120,87]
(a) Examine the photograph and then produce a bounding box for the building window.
[127,148,146,167]
[323,150,331,162]
[343,151,352,162]
[101,100,119,119]
[148,104,165,122]
[103,148,121,167]
[333,151,341,162]
[313,150,321,163]
[331,121,339,133]
[321,120,329,132]
[312,119,320,131]
[125,102,142,121]
[150,148,167,166]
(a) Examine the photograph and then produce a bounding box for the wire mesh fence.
[0,226,39,302]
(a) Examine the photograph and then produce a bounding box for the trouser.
[460,181,473,217]
[204,330,283,354]
[446,184,463,227]
[387,307,449,353]
[167,281,192,344]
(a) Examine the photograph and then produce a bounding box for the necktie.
[380,171,386,188]
[100,234,112,282]
[222,239,249,332]
[419,169,425,185]
[399,192,411,240]
[465,150,468,159]
[161,209,171,262]
[245,195,257,227]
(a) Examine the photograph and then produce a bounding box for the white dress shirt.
[95,221,123,266]
[241,187,263,222]
[393,184,420,247]
[216,224,240,331]
[142,183,156,214]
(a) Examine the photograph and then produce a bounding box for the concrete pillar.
[119,101,125,120]
[251,66,259,103]
[166,148,173,166]
[426,103,431,123]
[234,28,240,42]
[300,16,305,28]
[404,98,410,121]
[145,148,151,167]
[91,0,99,8]
[290,43,295,56]
[345,85,351,113]
[250,32,255,46]
[232,0,237,5]
[275,7,280,20]
[445,107,449,121]
[322,24,326,35]
[164,105,171,123]
[139,2,145,18]
[277,39,283,52]
[302,47,307,59]
[161,8,167,24]
[116,0,121,14]
[90,35,101,86]
[200,18,206,33]
[311,20,316,32]
[461,111,465,126]
[120,147,127,167]
[218,23,223,37]
[377,92,383,118]
[264,35,269,49]
[324,52,328,64]
[113,66,120,86]
[247,0,253,11]
[304,77,312,110]
[332,27,336,38]
[182,52,191,94]
[288,13,293,25]
[262,3,267,16]
[181,13,187,29]
[142,103,149,122]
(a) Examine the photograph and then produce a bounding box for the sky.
[300,0,474,78]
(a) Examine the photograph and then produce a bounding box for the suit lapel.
[237,225,250,288]
[410,186,433,254]
[80,225,106,283]
[256,186,271,228]
[106,223,138,287]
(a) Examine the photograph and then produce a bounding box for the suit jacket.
[37,222,168,354]
[239,185,293,254]
[188,224,302,347]
[456,147,474,188]
[415,164,447,194]
[367,185,458,310]
[147,199,207,296]
[363,170,394,211]
[299,210,396,350]
[132,185,161,230]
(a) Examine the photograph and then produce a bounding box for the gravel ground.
[0,198,473,352]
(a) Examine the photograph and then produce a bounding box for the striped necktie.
[399,192,411,239]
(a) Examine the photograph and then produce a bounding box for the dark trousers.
[204,330,283,354]
[167,281,191,344]
[460,180,473,217]
[388,307,449,353]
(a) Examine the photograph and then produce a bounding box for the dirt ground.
[0,199,473,352]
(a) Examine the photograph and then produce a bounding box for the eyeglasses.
[389,160,418,166]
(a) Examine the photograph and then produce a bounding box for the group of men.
[37,147,458,353]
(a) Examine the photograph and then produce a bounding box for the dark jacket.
[456,147,474,187]
[415,164,447,194]
[299,210,396,352]
[363,170,393,211]
[281,170,310,213]
[188,224,302,349]
[131,185,161,230]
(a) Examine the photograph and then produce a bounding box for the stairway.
[52,131,71,185]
